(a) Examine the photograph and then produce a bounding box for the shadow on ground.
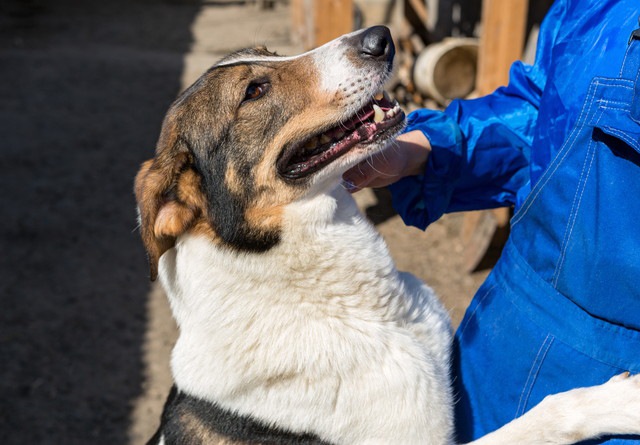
[0,1,200,443]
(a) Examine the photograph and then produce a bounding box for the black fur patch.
[147,386,334,445]
[173,62,289,253]
[192,145,281,253]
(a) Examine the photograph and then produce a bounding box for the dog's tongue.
[287,119,384,175]
[278,91,404,180]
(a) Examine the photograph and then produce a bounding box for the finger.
[343,160,378,190]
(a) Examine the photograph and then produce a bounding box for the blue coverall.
[388,0,640,443]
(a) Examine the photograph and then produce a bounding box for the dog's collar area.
[277,91,405,180]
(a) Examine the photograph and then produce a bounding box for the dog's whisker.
[365,157,395,177]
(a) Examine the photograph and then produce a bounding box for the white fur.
[158,184,640,445]
[310,31,380,95]
[161,187,454,445]
[213,29,363,70]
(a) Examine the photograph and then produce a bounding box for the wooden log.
[413,37,479,105]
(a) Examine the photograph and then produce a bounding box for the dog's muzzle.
[277,26,404,181]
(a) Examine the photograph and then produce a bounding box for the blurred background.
[0,0,551,443]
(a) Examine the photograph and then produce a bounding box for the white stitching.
[632,58,640,124]
[593,105,640,150]
[458,284,497,336]
[512,78,635,227]
[598,105,631,110]
[603,126,640,148]
[515,335,554,417]
[552,116,598,286]
[512,81,601,226]
[597,99,631,107]
[595,106,639,148]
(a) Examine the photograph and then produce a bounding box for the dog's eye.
[243,82,270,103]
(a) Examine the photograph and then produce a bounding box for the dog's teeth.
[373,104,384,123]
[320,134,331,144]
[374,91,384,101]
[335,130,345,139]
[387,109,395,118]
[303,138,317,151]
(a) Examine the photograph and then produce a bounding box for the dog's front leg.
[465,372,640,445]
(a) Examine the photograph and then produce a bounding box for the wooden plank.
[462,0,528,271]
[403,0,430,44]
[406,0,428,26]
[476,0,528,94]
[291,0,313,50]
[292,0,353,50]
[313,0,354,47]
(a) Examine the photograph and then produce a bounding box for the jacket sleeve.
[388,0,566,230]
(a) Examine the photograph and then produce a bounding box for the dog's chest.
[159,193,454,445]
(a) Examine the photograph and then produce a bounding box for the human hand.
[342,130,431,191]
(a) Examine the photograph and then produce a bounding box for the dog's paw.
[606,371,632,383]
[522,372,640,444]
[602,371,640,417]
[467,373,640,445]
[571,372,640,439]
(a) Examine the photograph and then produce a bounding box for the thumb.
[343,160,378,192]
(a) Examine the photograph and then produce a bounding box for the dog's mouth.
[277,91,405,180]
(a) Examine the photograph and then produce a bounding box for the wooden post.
[476,0,528,94]
[291,0,354,50]
[314,0,354,46]
[462,0,528,272]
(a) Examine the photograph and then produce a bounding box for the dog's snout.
[359,26,394,61]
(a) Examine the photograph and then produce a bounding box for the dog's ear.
[134,145,203,281]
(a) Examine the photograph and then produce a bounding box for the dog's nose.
[359,26,394,61]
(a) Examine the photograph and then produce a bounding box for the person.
[344,0,640,443]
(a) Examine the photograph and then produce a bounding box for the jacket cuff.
[388,109,463,230]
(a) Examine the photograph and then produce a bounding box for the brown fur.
[134,47,353,279]
[135,38,394,280]
[178,411,239,445]
[134,120,209,280]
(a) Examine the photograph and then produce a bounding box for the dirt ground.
[0,1,488,443]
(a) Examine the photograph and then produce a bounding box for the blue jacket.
[405,3,640,441]
[389,0,640,229]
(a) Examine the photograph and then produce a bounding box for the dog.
[135,26,640,445]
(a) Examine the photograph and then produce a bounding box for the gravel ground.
[0,2,488,443]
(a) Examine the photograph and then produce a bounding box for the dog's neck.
[160,186,400,327]
[157,186,453,445]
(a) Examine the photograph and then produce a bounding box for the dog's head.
[135,26,405,280]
